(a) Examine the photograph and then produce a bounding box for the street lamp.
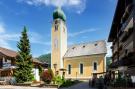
[76,72,77,80]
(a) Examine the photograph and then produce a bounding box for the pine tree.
[14,26,34,83]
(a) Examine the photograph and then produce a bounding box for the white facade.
[32,68,40,81]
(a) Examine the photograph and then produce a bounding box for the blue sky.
[0,0,117,57]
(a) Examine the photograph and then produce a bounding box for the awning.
[59,68,67,71]
[92,72,106,75]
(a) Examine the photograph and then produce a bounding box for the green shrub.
[53,75,79,87]
[61,79,72,87]
[53,75,65,86]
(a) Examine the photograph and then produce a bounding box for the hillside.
[37,53,51,65]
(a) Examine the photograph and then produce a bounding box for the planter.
[31,82,42,87]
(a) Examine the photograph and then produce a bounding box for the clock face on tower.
[54,38,58,49]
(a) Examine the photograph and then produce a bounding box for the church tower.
[51,7,67,74]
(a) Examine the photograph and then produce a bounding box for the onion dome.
[53,7,66,22]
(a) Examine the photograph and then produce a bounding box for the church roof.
[64,40,107,58]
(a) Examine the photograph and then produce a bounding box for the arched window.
[68,64,71,74]
[79,63,83,74]
[93,62,97,71]
[55,25,58,31]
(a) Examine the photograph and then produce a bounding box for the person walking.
[97,76,104,89]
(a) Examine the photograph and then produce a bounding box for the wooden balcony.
[113,43,118,54]
[120,4,133,30]
[119,50,125,59]
[123,31,133,49]
[119,51,135,67]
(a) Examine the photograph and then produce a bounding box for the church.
[51,7,107,80]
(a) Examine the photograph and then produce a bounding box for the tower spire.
[53,7,66,21]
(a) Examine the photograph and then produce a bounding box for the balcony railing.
[120,27,133,43]
[123,31,133,48]
[120,4,133,31]
[110,51,135,68]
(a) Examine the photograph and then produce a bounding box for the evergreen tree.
[14,26,34,83]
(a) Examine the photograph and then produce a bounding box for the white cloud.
[0,22,50,51]
[0,23,5,34]
[0,23,13,49]
[29,32,51,45]
[0,40,12,49]
[69,0,81,5]
[68,28,98,37]
[106,42,112,57]
[0,34,19,41]
[17,0,86,14]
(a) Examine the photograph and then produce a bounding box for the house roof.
[32,58,43,64]
[0,47,17,58]
[64,40,107,58]
[0,47,44,64]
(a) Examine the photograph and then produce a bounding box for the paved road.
[0,82,96,89]
[60,81,96,89]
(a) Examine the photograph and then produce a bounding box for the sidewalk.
[0,85,57,89]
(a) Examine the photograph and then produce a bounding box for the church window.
[93,62,97,71]
[79,63,83,74]
[55,20,58,24]
[55,25,58,31]
[68,64,71,74]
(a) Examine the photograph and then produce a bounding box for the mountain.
[37,53,51,66]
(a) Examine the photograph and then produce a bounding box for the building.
[108,0,134,79]
[0,47,47,81]
[51,7,107,79]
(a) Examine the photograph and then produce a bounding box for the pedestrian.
[97,76,104,89]
[104,74,108,89]
[91,77,95,87]
[88,78,91,88]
